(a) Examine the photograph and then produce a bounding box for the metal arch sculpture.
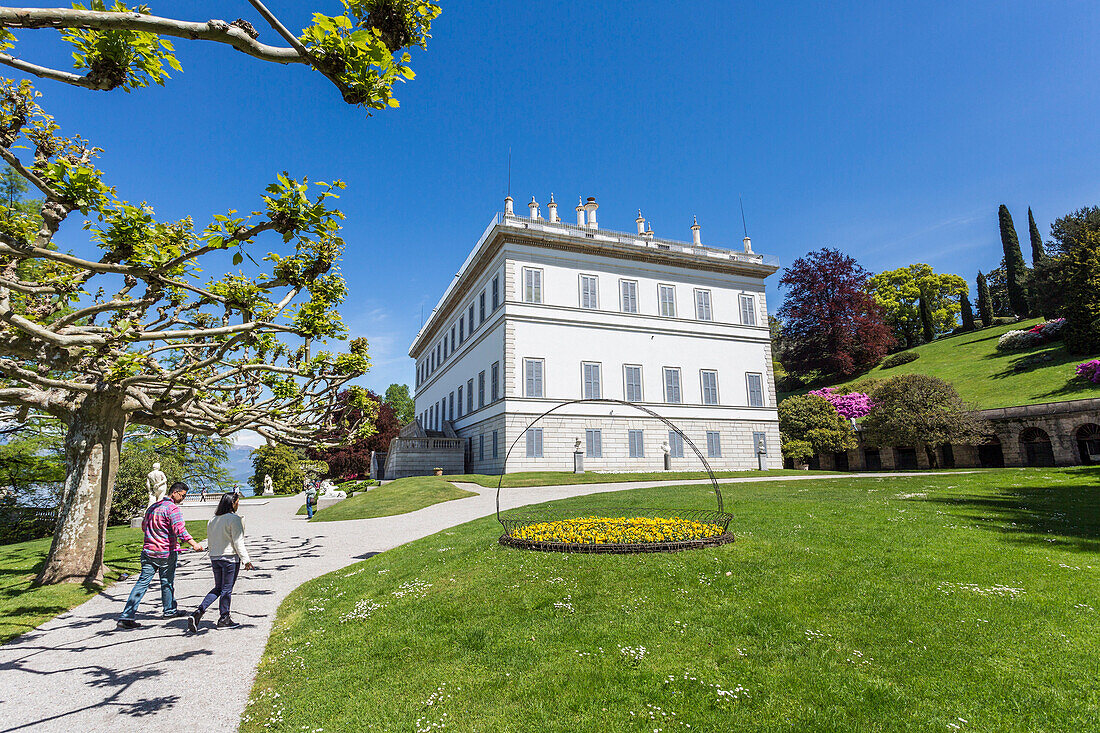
[494,398,734,553]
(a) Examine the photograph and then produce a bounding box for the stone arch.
[1076,423,1100,465]
[1020,426,1055,467]
[977,435,1004,468]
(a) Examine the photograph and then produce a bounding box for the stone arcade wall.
[812,398,1100,471]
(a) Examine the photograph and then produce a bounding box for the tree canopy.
[384,382,414,424]
[778,393,856,465]
[867,264,967,350]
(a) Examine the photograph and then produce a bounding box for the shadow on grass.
[920,470,1100,552]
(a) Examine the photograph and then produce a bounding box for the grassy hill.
[783,318,1100,410]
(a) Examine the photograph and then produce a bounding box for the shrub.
[778,394,857,465]
[881,351,920,369]
[1076,359,1100,384]
[997,329,1043,351]
[808,387,874,419]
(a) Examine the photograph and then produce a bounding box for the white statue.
[146,462,168,505]
[320,478,346,500]
[262,474,274,496]
[661,441,671,456]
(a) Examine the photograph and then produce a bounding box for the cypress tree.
[976,271,993,327]
[1027,207,1046,264]
[960,291,976,331]
[998,204,1029,317]
[919,292,934,343]
[1063,230,1100,354]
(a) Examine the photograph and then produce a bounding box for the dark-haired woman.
[188,492,254,632]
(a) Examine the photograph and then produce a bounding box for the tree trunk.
[35,393,127,586]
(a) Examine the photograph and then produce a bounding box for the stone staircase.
[379,419,466,479]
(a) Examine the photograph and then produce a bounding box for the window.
[436,343,441,366]
[443,336,448,360]
[491,361,500,401]
[628,429,644,458]
[525,358,544,397]
[663,367,682,403]
[468,304,475,333]
[451,326,456,353]
[449,391,455,420]
[620,279,638,313]
[466,378,474,413]
[624,365,642,402]
[430,352,434,372]
[459,316,464,343]
[479,434,484,461]
[695,289,712,321]
[428,404,433,429]
[492,275,500,310]
[523,268,542,303]
[582,362,602,399]
[668,431,684,458]
[740,294,757,326]
[658,284,676,317]
[706,431,722,458]
[457,386,463,418]
[585,429,602,458]
[746,372,764,407]
[700,370,719,405]
[479,291,486,323]
[580,274,598,309]
[526,428,543,458]
[478,370,486,408]
[492,430,499,459]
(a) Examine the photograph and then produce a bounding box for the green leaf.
[233,252,244,266]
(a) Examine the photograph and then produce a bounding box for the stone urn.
[433,467,443,476]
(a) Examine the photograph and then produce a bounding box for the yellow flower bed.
[510,516,724,545]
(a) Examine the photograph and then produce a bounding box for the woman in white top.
[187,492,254,632]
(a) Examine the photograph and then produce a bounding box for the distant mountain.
[227,445,254,492]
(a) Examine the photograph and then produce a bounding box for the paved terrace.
[0,472,962,731]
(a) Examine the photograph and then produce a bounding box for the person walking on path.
[200,486,207,503]
[304,481,318,519]
[118,482,204,629]
[188,492,254,632]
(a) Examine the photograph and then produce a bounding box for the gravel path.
[0,471,956,731]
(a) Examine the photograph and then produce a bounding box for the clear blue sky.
[22,0,1100,394]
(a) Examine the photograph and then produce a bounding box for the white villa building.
[399,195,782,476]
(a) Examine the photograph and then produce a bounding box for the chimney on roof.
[528,196,540,219]
[576,197,585,226]
[504,195,514,217]
[743,236,753,253]
[636,210,645,235]
[547,194,558,223]
[645,222,654,239]
[584,197,598,229]
[691,215,701,245]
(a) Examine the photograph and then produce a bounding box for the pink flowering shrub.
[1000,319,1067,351]
[1076,359,1100,384]
[808,387,874,419]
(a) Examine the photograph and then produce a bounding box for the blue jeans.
[196,558,240,620]
[119,551,178,619]
[306,499,314,519]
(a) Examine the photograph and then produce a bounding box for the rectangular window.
[466,378,474,413]
[740,294,757,326]
[658,284,676,317]
[523,268,542,303]
[469,304,475,333]
[479,291,486,323]
[695,289,713,321]
[430,352,435,372]
[492,276,500,310]
[479,434,484,461]
[526,428,543,458]
[700,370,719,405]
[491,361,500,401]
[525,358,544,397]
[663,367,682,404]
[443,337,448,360]
[582,362,602,399]
[451,326,456,353]
[580,274,598,309]
[747,372,764,407]
[457,386,463,418]
[585,429,602,458]
[620,279,638,313]
[706,431,722,458]
[628,429,644,458]
[478,370,486,408]
[492,430,499,459]
[437,343,441,366]
[459,316,464,343]
[428,404,433,429]
[435,401,441,429]
[449,391,455,420]
[668,430,684,458]
[623,365,643,402]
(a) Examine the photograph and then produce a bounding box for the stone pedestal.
[573,451,584,474]
[129,515,143,529]
[663,453,671,471]
[317,496,344,511]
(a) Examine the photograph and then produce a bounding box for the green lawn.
[783,318,1100,409]
[299,476,478,521]
[245,467,1100,732]
[446,468,834,488]
[0,520,207,644]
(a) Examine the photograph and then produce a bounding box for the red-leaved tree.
[778,248,893,378]
[308,390,401,479]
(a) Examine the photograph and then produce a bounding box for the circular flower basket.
[496,399,734,554]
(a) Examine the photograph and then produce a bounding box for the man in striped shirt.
[117,481,204,629]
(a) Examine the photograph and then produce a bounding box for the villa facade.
[403,195,783,475]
